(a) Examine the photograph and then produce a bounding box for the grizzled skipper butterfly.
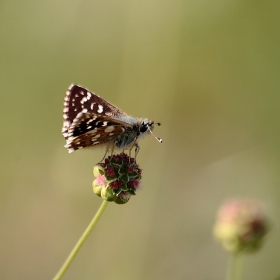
[62,85,162,155]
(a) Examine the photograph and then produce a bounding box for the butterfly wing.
[64,112,133,153]
[62,84,128,139]
[65,113,131,153]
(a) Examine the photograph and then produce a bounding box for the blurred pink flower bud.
[213,199,270,254]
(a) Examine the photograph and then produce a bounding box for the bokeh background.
[1,1,280,279]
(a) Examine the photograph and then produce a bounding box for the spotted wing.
[64,113,131,153]
[62,84,128,140]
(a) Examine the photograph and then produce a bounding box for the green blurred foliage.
[1,1,280,279]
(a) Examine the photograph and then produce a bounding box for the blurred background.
[1,1,280,279]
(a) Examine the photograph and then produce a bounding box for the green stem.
[53,200,109,280]
[226,253,245,280]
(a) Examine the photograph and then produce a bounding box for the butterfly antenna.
[148,125,162,143]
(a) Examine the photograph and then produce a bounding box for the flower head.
[213,199,270,254]
[92,153,142,204]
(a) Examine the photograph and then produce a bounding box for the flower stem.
[53,200,109,280]
[226,253,245,280]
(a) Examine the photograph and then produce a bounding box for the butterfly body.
[62,84,161,154]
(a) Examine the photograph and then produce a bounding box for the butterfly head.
[139,119,162,143]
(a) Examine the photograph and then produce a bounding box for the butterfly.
[62,84,162,155]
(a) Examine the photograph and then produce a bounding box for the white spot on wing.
[104,126,115,133]
[81,96,88,104]
[97,105,103,113]
[92,134,100,140]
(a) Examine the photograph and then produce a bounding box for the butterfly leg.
[128,140,139,162]
[110,144,115,156]
[99,149,109,163]
[99,144,114,163]
[128,140,136,158]
[134,143,140,160]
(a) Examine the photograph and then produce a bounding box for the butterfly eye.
[139,123,148,133]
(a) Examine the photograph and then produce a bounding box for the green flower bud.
[92,180,102,197]
[92,153,142,204]
[114,192,131,204]
[101,187,115,201]
[93,165,104,177]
